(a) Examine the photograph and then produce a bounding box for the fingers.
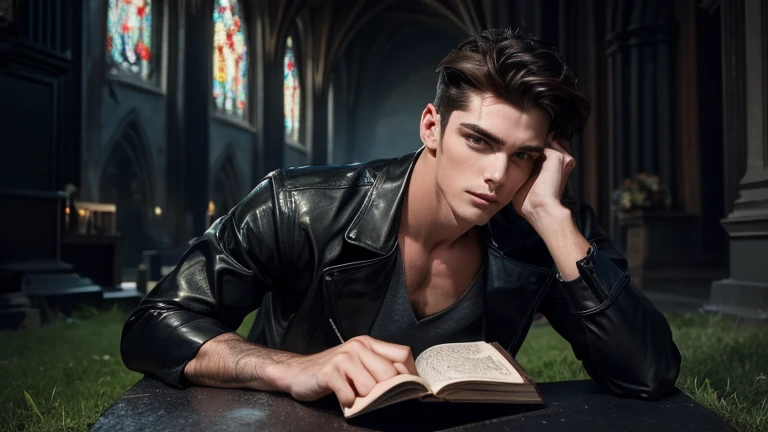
[549,140,575,170]
[548,132,572,154]
[320,352,377,405]
[323,371,357,408]
[392,362,411,375]
[341,355,378,398]
[357,344,401,382]
[352,336,418,375]
[547,140,576,196]
[290,339,417,408]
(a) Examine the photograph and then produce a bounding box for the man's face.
[426,92,550,226]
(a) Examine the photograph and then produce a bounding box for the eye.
[466,135,487,147]
[513,152,531,160]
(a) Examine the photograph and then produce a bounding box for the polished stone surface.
[91,378,735,432]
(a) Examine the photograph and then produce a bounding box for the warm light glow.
[78,209,87,217]
[154,206,162,216]
[65,207,70,214]
[208,201,216,214]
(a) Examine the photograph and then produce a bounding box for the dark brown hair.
[434,28,590,140]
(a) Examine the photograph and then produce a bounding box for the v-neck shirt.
[369,250,485,358]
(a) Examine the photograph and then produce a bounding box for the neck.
[400,151,476,251]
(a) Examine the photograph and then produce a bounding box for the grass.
[0,307,141,432]
[516,313,768,432]
[0,308,765,431]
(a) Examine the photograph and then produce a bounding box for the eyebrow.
[459,123,545,153]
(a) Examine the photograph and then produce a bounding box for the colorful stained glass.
[213,0,248,119]
[107,0,153,80]
[284,36,301,143]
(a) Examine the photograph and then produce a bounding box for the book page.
[415,342,523,393]
[342,374,431,418]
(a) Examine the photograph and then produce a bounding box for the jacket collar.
[345,148,422,254]
[345,146,541,255]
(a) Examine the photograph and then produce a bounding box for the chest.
[399,239,485,319]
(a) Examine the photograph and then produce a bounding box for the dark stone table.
[91,378,735,432]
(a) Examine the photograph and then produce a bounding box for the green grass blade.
[23,390,43,421]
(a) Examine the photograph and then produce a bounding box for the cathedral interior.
[0,0,766,327]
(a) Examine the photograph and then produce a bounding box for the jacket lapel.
[322,148,421,341]
[482,206,555,352]
[345,148,422,254]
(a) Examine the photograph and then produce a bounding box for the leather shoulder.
[276,159,391,191]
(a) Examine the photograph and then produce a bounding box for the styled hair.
[434,28,590,140]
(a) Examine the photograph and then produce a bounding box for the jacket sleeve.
[120,176,288,388]
[536,202,681,400]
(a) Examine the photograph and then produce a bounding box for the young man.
[121,29,681,409]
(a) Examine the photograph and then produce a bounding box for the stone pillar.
[558,0,611,229]
[309,85,329,166]
[259,56,286,175]
[603,0,723,296]
[182,1,213,238]
[709,0,768,320]
[165,0,188,246]
[605,0,677,219]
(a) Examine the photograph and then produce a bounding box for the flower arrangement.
[611,173,672,213]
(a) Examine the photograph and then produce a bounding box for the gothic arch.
[99,111,157,267]
[209,145,245,220]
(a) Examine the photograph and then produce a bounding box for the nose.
[484,154,507,188]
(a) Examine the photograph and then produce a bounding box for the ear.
[420,103,441,151]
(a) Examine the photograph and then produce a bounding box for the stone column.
[557,0,611,229]
[603,0,721,297]
[164,0,188,246]
[182,1,213,239]
[251,1,286,178]
[709,0,768,320]
[309,85,329,166]
[605,0,677,217]
[259,56,286,176]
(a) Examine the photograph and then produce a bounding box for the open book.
[342,341,543,418]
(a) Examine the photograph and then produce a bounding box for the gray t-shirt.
[369,251,485,357]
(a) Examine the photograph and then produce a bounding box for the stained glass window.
[107,0,153,81]
[213,0,248,119]
[284,36,301,143]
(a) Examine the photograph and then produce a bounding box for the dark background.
[0,0,766,321]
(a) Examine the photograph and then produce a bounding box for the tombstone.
[0,189,101,329]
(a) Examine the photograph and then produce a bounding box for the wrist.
[522,201,571,229]
[260,351,302,393]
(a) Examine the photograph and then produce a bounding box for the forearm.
[542,244,681,398]
[525,203,590,281]
[183,332,298,392]
[579,284,681,398]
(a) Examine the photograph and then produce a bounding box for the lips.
[468,191,499,204]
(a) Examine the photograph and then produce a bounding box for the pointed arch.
[209,145,245,221]
[99,112,157,267]
[100,111,156,212]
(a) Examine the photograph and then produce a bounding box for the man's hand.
[511,133,590,281]
[267,336,417,408]
[512,132,575,221]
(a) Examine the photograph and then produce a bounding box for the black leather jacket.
[121,149,681,400]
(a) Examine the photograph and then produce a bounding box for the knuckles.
[345,338,367,351]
